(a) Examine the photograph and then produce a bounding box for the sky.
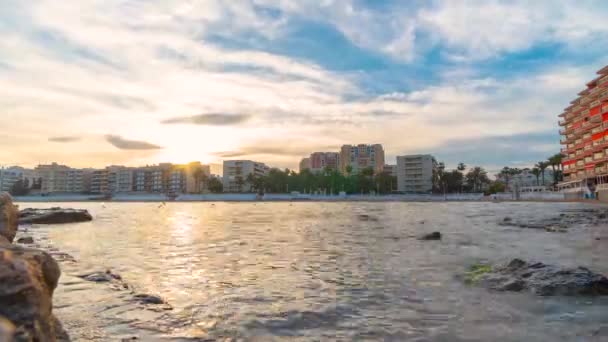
[1,0,608,174]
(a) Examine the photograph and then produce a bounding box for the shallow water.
[17,202,608,341]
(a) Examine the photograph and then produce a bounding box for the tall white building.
[396,154,436,193]
[222,160,269,193]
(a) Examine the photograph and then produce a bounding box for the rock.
[78,270,122,283]
[0,316,16,341]
[503,217,512,222]
[19,208,93,224]
[419,232,441,240]
[474,258,608,296]
[133,294,165,304]
[356,214,378,222]
[17,236,34,244]
[0,193,19,243]
[0,239,68,341]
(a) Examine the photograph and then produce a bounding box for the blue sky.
[1,0,607,174]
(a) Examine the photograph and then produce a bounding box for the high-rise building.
[308,152,339,173]
[396,154,436,193]
[222,160,269,192]
[339,144,385,175]
[558,65,608,200]
[90,169,109,194]
[299,158,310,173]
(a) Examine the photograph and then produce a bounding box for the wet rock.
[17,236,35,244]
[419,232,441,240]
[133,294,165,305]
[0,238,68,341]
[131,294,173,311]
[500,209,608,232]
[474,259,608,296]
[79,270,122,283]
[0,193,19,243]
[19,208,93,224]
[0,317,16,341]
[357,214,378,222]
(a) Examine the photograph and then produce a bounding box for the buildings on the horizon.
[558,64,608,200]
[496,168,555,189]
[396,154,436,193]
[222,160,269,193]
[339,144,385,175]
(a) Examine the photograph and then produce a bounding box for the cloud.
[105,135,162,150]
[161,113,250,125]
[48,136,80,143]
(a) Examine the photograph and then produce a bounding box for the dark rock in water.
[357,214,378,222]
[0,193,19,243]
[0,237,68,341]
[19,208,93,224]
[79,270,122,283]
[419,232,441,240]
[17,236,34,244]
[133,294,165,304]
[474,258,608,296]
[503,217,512,223]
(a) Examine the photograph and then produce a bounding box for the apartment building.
[36,163,85,193]
[299,158,310,173]
[107,166,134,193]
[309,152,340,173]
[339,144,385,175]
[223,160,269,192]
[90,169,109,194]
[396,154,436,193]
[184,162,211,194]
[133,165,166,193]
[0,167,27,192]
[558,65,608,201]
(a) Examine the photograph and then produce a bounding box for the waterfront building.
[496,169,555,189]
[222,160,269,192]
[396,154,436,193]
[309,152,340,173]
[0,167,29,192]
[133,165,169,193]
[107,166,134,193]
[339,144,385,175]
[299,158,310,173]
[558,65,608,201]
[90,169,109,194]
[184,162,211,194]
[36,163,85,193]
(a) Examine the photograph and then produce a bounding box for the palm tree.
[531,167,541,186]
[500,167,512,189]
[536,161,549,186]
[548,153,563,184]
[457,163,466,172]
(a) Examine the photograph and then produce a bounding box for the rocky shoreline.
[0,193,69,341]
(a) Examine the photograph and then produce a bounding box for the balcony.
[600,90,608,101]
